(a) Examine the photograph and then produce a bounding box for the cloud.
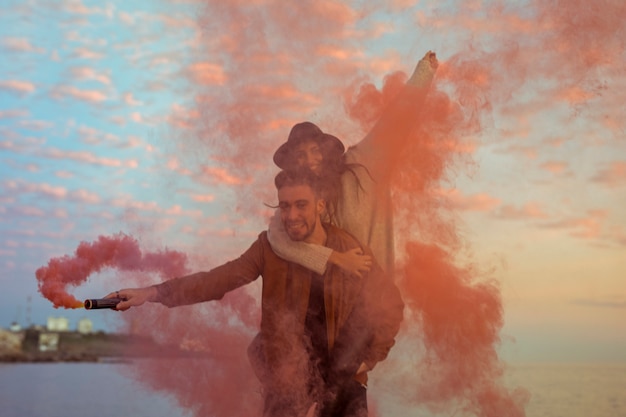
[190,194,216,203]
[76,125,120,145]
[72,47,105,60]
[572,296,626,309]
[200,166,251,186]
[440,188,501,212]
[14,205,46,217]
[55,171,75,179]
[111,197,160,212]
[123,92,143,106]
[63,0,114,17]
[591,161,626,187]
[167,103,199,130]
[2,181,97,211]
[187,62,227,86]
[496,202,549,220]
[166,157,194,176]
[1,37,44,53]
[70,67,112,85]
[165,205,203,218]
[0,80,36,94]
[18,120,55,131]
[40,147,135,168]
[539,160,570,175]
[539,209,608,240]
[0,109,29,119]
[5,179,67,199]
[50,85,108,103]
[68,189,101,204]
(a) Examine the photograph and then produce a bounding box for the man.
[108,169,404,417]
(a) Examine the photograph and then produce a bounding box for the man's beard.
[285,219,316,242]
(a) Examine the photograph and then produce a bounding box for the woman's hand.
[328,248,372,278]
[103,287,157,311]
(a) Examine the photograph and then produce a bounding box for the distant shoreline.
[1,328,203,363]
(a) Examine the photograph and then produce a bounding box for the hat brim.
[273,133,344,169]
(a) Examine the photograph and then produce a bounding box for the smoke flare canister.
[84,298,125,310]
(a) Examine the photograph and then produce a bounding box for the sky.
[1,0,625,375]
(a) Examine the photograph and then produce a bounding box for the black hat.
[273,122,345,169]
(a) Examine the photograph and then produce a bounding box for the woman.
[268,51,439,277]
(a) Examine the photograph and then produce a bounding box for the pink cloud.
[440,188,501,212]
[201,166,250,186]
[50,85,108,103]
[167,103,199,130]
[41,147,131,167]
[540,161,569,174]
[187,62,227,86]
[553,85,595,105]
[1,37,44,53]
[540,210,608,240]
[70,66,111,85]
[69,189,101,204]
[109,115,126,126]
[496,202,549,220]
[53,208,69,219]
[77,125,119,144]
[18,120,55,131]
[72,47,105,60]
[55,171,74,179]
[5,179,67,199]
[0,80,36,94]
[165,205,203,218]
[166,157,194,176]
[123,92,143,106]
[159,14,196,29]
[118,11,135,25]
[501,144,538,159]
[591,161,626,187]
[191,194,216,203]
[16,205,46,217]
[0,109,29,119]
[63,0,113,17]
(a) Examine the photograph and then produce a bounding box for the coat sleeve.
[153,236,265,307]
[360,262,405,371]
[346,55,436,184]
[266,209,332,275]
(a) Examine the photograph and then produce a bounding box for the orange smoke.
[400,243,529,416]
[79,0,625,416]
[35,233,189,309]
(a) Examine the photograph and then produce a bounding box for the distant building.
[0,328,23,353]
[47,317,69,332]
[9,322,21,332]
[77,318,93,334]
[38,332,60,352]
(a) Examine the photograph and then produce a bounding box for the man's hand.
[328,248,372,278]
[103,287,157,311]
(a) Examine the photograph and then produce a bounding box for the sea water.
[1,362,624,417]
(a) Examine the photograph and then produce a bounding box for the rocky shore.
[0,327,190,363]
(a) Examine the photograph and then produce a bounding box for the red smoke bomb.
[84,298,126,310]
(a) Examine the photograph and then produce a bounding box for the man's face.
[293,140,323,175]
[278,184,324,242]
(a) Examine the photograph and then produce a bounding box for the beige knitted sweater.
[268,54,437,275]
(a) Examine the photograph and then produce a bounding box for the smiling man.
[106,169,404,417]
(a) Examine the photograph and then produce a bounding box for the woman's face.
[293,140,323,175]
